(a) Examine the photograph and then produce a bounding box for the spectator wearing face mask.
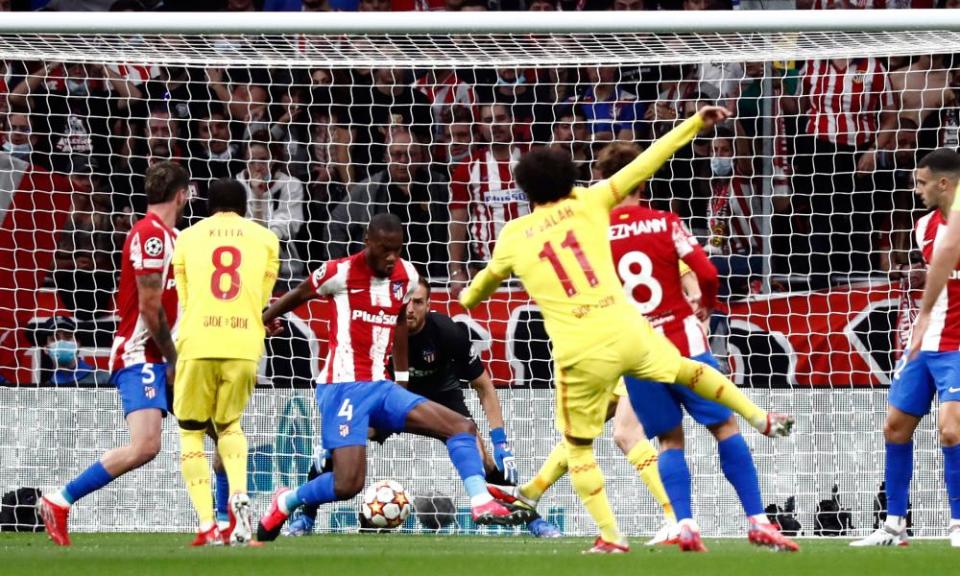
[38,317,110,386]
[706,125,762,298]
[2,106,39,166]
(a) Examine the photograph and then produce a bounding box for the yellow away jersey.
[478,186,643,366]
[173,212,280,361]
[460,113,704,366]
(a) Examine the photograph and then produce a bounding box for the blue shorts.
[624,352,733,439]
[111,362,169,417]
[889,351,960,417]
[317,380,427,450]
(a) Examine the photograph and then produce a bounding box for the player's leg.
[610,390,675,530]
[621,374,702,550]
[259,382,374,542]
[400,398,518,525]
[940,401,960,547]
[174,358,223,545]
[851,354,929,547]
[555,358,628,553]
[284,450,327,537]
[631,325,792,436]
[212,359,258,545]
[39,363,166,547]
[210,433,230,532]
[930,352,960,546]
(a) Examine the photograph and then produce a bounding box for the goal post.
[1,10,959,536]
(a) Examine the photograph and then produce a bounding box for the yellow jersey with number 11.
[459,115,704,367]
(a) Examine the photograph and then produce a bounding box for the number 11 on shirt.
[538,230,599,297]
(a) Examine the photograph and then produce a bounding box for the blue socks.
[294,472,336,508]
[943,444,960,520]
[885,441,913,517]
[215,469,230,523]
[63,461,114,504]
[446,433,487,500]
[718,434,764,517]
[658,448,693,521]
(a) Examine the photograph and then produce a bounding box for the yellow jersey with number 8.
[173,211,280,361]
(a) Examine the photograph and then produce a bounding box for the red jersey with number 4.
[915,210,960,352]
[109,212,179,372]
[609,205,718,357]
[310,251,420,384]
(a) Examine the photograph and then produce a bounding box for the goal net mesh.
[0,26,957,537]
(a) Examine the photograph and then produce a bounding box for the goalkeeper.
[285,278,561,538]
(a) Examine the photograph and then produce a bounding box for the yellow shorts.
[555,324,681,439]
[173,358,257,425]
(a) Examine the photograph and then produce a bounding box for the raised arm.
[599,106,728,206]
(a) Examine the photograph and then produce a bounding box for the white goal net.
[1,11,959,537]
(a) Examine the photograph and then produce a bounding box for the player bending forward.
[284,278,561,538]
[172,179,280,546]
[853,149,960,547]
[39,163,190,546]
[460,107,794,554]
[256,214,523,541]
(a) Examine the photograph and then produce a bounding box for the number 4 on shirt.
[538,230,599,297]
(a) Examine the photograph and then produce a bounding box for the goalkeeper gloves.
[490,427,517,485]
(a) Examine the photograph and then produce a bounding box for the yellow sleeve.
[261,232,280,308]
[679,260,692,277]
[588,114,705,209]
[172,235,188,311]
[953,181,960,211]
[459,228,513,310]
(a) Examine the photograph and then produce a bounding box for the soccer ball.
[360,480,412,529]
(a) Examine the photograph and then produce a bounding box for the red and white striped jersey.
[310,251,419,384]
[609,205,717,358]
[914,210,960,352]
[707,177,761,256]
[109,212,179,372]
[105,64,161,87]
[450,146,529,263]
[802,58,893,147]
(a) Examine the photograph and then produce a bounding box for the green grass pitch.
[1,533,953,576]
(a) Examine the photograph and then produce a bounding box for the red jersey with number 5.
[609,205,718,357]
[109,212,179,372]
[310,251,419,384]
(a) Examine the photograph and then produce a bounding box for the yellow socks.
[216,420,249,496]
[521,440,569,502]
[675,357,767,431]
[626,440,675,523]
[566,439,622,544]
[179,427,214,528]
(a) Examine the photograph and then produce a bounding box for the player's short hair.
[713,124,735,141]
[515,147,579,205]
[207,179,247,215]
[595,142,641,180]
[417,276,431,295]
[144,161,189,205]
[367,212,404,238]
[917,148,960,177]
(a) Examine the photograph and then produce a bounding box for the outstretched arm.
[599,106,730,206]
[458,267,507,310]
[262,278,317,325]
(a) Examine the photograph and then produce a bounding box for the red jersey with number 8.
[109,212,180,372]
[609,205,717,358]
